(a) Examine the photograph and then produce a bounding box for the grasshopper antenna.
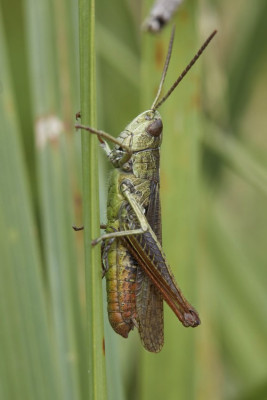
[154,30,217,110]
[151,26,175,111]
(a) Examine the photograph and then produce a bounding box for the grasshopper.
[75,29,217,352]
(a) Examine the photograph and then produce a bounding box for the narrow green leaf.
[78,0,107,397]
[24,0,87,398]
[203,124,267,197]
[97,23,139,87]
[207,209,267,387]
[227,1,267,124]
[0,7,59,399]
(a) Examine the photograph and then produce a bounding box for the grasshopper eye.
[146,119,163,137]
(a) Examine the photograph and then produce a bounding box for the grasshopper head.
[117,110,163,152]
[111,29,217,166]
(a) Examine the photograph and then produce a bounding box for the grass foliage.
[1,0,267,399]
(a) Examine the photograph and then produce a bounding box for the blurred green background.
[1,0,267,399]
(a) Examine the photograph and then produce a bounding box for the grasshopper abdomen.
[105,239,137,337]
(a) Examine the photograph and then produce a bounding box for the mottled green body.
[103,115,165,349]
[76,29,218,352]
[104,168,140,338]
[95,109,200,352]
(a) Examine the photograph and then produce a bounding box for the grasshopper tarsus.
[91,238,100,246]
[73,223,106,232]
[72,225,84,231]
[101,269,107,279]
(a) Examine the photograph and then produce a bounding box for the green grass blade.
[24,0,87,398]
[227,1,267,125]
[97,23,139,87]
[207,208,267,384]
[0,7,59,399]
[78,0,107,397]
[203,124,267,197]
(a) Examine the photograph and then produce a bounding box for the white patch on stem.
[35,115,64,148]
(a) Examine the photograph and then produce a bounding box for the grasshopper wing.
[123,181,164,352]
[125,229,200,328]
[136,268,164,352]
[121,183,200,329]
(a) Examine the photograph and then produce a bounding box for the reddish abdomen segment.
[105,239,137,338]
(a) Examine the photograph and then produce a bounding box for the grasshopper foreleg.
[91,228,146,246]
[75,124,132,155]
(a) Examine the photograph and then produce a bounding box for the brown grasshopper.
[75,29,217,352]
